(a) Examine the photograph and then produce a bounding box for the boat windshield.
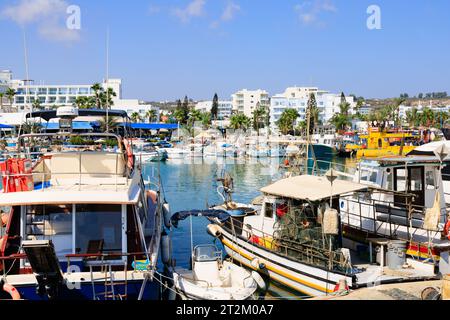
[194,245,221,262]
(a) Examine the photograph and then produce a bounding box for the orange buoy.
[3,283,21,300]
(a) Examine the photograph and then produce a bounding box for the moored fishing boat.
[0,108,166,300]
[207,174,437,297]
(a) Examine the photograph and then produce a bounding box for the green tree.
[5,88,16,112]
[0,92,4,112]
[146,109,158,123]
[131,112,141,123]
[74,96,95,109]
[100,87,117,109]
[230,113,251,131]
[252,103,266,135]
[99,116,118,133]
[211,93,219,121]
[91,83,102,108]
[306,93,319,134]
[277,108,299,135]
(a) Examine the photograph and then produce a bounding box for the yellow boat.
[346,128,419,158]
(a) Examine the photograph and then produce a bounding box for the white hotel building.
[195,100,233,119]
[270,87,356,129]
[0,70,158,124]
[231,89,270,117]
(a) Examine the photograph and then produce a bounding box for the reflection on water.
[144,156,356,300]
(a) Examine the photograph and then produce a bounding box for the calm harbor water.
[144,156,352,300]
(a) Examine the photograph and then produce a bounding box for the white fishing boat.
[0,108,166,300]
[172,244,258,300]
[166,147,190,159]
[133,142,167,162]
[207,174,438,297]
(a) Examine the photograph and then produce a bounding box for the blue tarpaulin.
[41,122,94,130]
[0,124,13,129]
[122,123,179,130]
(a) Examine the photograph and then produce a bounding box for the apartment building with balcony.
[231,89,270,117]
[195,100,233,119]
[269,86,356,129]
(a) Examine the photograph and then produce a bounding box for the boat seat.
[193,260,223,287]
[41,152,126,185]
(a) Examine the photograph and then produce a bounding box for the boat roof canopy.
[26,109,130,121]
[260,175,368,202]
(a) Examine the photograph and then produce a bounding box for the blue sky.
[0,0,449,101]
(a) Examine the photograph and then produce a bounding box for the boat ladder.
[88,261,128,300]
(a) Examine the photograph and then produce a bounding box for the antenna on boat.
[22,29,33,133]
[105,27,110,132]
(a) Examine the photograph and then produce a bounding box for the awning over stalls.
[0,124,14,129]
[41,121,94,130]
[260,175,368,202]
[122,123,179,130]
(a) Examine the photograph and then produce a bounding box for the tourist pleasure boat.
[0,108,166,300]
[172,244,258,300]
[207,175,437,297]
[350,127,420,159]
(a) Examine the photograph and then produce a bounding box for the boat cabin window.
[394,169,407,192]
[360,168,378,184]
[426,169,436,190]
[410,168,423,192]
[25,204,73,257]
[264,203,274,219]
[75,204,122,255]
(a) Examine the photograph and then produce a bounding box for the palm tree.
[91,83,103,108]
[74,96,95,109]
[5,88,16,112]
[276,108,299,135]
[100,87,117,109]
[405,107,419,128]
[421,107,435,127]
[100,116,118,133]
[230,114,251,131]
[145,109,158,123]
[0,92,4,112]
[32,99,42,111]
[252,105,266,135]
[131,112,141,123]
[200,112,211,129]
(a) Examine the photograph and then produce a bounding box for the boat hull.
[0,277,160,300]
[215,225,353,298]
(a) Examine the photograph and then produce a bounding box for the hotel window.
[58,88,68,95]
[48,97,57,103]
[79,88,89,95]
[16,97,24,104]
[16,88,25,95]
[29,88,36,94]
[69,88,78,95]
[58,97,67,104]
[38,88,47,95]
[68,96,76,103]
[48,88,57,95]
[38,96,46,103]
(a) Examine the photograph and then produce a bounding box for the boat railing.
[225,216,351,272]
[1,151,132,192]
[340,189,447,244]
